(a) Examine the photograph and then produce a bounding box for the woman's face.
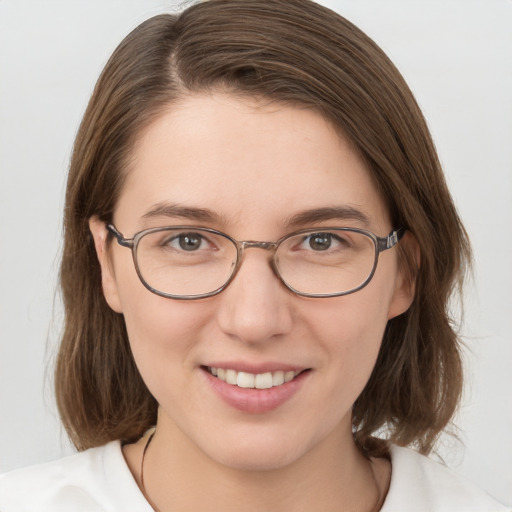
[91,93,413,471]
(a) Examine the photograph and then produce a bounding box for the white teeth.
[272,371,285,386]
[225,369,237,385]
[208,367,302,389]
[237,372,255,388]
[284,371,295,383]
[254,372,273,389]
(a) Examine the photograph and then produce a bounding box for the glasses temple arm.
[106,224,134,248]
[377,227,406,252]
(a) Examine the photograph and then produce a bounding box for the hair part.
[56,0,471,455]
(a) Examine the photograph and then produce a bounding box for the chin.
[211,444,301,472]
[198,425,318,473]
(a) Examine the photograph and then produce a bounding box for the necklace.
[139,431,385,512]
[140,430,158,511]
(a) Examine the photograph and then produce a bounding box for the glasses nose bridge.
[231,240,281,287]
[235,239,280,273]
[240,240,278,252]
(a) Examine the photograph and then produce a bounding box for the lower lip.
[202,368,310,414]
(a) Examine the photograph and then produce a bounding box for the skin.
[90,92,415,511]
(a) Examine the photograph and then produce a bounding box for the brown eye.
[158,232,208,252]
[178,233,203,251]
[309,233,332,251]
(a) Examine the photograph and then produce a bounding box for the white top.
[0,441,508,511]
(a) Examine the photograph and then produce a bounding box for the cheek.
[305,281,394,387]
[112,252,203,354]
[312,288,391,347]
[115,274,210,394]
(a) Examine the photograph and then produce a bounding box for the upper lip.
[202,361,309,374]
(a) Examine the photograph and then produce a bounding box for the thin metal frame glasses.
[107,224,405,300]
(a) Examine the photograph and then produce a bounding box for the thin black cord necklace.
[140,430,158,511]
[139,430,384,511]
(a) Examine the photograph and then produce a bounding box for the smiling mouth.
[204,366,309,390]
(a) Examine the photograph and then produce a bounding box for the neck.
[124,418,388,512]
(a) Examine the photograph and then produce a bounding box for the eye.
[301,232,349,251]
[165,232,209,251]
[308,233,332,251]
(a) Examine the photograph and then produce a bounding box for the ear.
[89,216,123,313]
[387,231,420,319]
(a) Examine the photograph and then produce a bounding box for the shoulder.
[381,445,510,512]
[0,440,152,512]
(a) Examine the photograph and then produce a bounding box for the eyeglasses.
[107,224,404,300]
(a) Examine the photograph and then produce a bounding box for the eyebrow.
[141,202,371,229]
[142,203,225,224]
[284,206,372,229]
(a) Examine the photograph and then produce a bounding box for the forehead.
[115,93,390,235]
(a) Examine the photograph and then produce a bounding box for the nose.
[216,249,294,345]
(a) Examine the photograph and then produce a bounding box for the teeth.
[272,371,284,386]
[237,372,255,388]
[284,371,295,383]
[208,367,302,389]
[255,372,273,389]
[225,369,237,385]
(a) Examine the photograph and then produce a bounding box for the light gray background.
[1,0,511,505]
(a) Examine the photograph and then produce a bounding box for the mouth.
[201,365,311,413]
[203,366,309,390]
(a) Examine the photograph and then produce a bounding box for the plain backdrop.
[1,0,511,506]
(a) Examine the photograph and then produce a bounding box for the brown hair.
[56,0,471,455]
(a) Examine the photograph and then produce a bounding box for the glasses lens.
[135,228,237,297]
[275,229,377,295]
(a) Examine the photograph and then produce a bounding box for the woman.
[0,0,508,510]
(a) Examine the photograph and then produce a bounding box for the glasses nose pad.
[269,247,301,295]
[269,253,284,282]
[218,244,244,290]
[268,251,302,295]
[229,241,282,282]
